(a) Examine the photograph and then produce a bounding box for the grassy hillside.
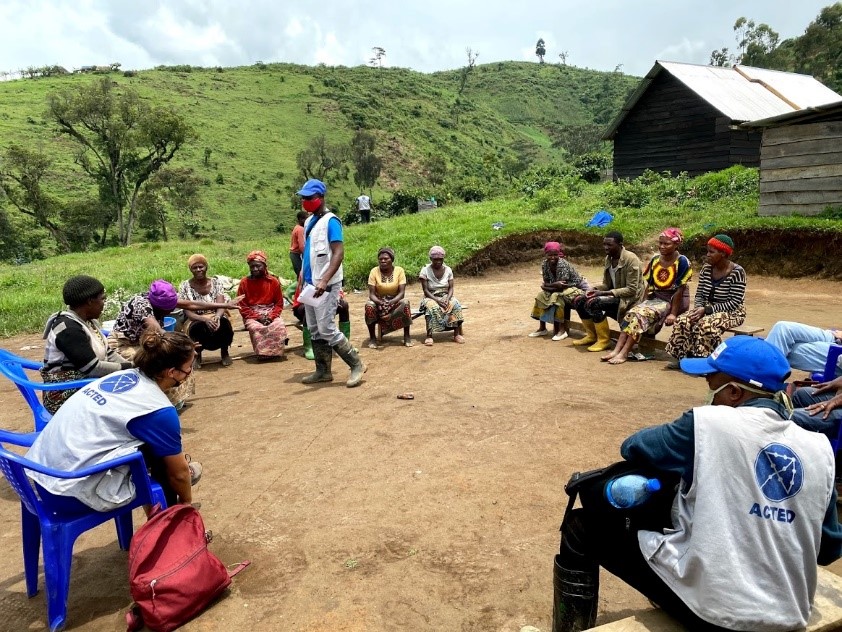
[0,61,636,250]
[3,166,841,338]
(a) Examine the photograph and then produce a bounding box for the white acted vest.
[637,405,835,631]
[305,211,343,286]
[26,369,173,511]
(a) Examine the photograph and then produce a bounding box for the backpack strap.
[125,604,143,632]
[227,560,252,578]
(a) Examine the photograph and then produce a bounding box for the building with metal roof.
[603,61,842,180]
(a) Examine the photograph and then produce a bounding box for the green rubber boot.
[339,320,351,341]
[302,327,315,361]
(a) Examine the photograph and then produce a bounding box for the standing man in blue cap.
[552,336,841,632]
[296,178,366,387]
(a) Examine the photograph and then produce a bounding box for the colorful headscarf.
[378,247,395,261]
[429,245,446,259]
[659,228,683,244]
[544,241,563,256]
[187,253,208,269]
[148,280,179,311]
[247,250,268,264]
[708,234,734,257]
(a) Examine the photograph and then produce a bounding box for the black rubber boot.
[334,338,366,388]
[302,340,333,384]
[552,554,598,632]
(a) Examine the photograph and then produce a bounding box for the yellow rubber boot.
[572,319,597,346]
[588,319,613,352]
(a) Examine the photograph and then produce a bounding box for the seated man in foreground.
[553,336,841,632]
[766,320,842,376]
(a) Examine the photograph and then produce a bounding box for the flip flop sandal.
[630,352,655,362]
[528,330,549,337]
[397,392,415,400]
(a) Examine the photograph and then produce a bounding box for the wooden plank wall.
[758,121,842,216]
[613,73,762,179]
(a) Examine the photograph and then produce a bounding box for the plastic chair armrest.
[0,428,39,447]
[3,448,147,479]
[0,373,94,391]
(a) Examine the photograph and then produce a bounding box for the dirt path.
[1,262,841,631]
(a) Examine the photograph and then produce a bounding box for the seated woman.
[418,245,465,345]
[41,275,132,414]
[602,228,692,365]
[665,234,746,367]
[365,247,413,348]
[291,275,350,360]
[108,280,230,406]
[237,250,287,360]
[26,330,202,512]
[178,254,234,368]
[529,241,590,341]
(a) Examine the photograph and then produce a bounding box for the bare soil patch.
[1,262,841,631]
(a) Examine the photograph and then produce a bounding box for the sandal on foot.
[424,337,434,346]
[368,341,379,349]
[528,330,549,338]
[551,332,569,341]
[404,340,415,348]
[453,335,465,344]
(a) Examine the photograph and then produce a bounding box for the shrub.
[573,152,610,184]
[215,173,224,185]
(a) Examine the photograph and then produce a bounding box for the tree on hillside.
[0,145,71,252]
[709,47,733,67]
[536,39,546,63]
[350,130,382,193]
[458,47,479,95]
[46,77,196,246]
[422,154,448,186]
[558,51,569,65]
[734,17,780,65]
[137,167,202,241]
[370,47,386,69]
[296,134,350,183]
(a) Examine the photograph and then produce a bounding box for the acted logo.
[754,443,803,502]
[99,372,140,394]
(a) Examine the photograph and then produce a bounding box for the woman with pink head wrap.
[237,251,287,360]
[601,227,693,364]
[418,245,466,345]
[529,240,591,341]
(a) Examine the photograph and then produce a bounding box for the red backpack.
[126,504,249,632]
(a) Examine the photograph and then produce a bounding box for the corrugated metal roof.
[602,61,842,140]
[743,99,842,128]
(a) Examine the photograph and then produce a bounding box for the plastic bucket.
[163,316,176,331]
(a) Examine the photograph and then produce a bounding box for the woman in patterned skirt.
[418,245,465,345]
[179,253,234,367]
[237,250,287,360]
[365,247,414,348]
[665,234,746,367]
[528,241,591,341]
[601,228,692,364]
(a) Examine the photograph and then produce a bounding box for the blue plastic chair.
[810,344,842,383]
[0,439,167,632]
[0,349,93,431]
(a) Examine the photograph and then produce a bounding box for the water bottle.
[604,474,661,508]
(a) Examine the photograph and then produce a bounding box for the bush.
[573,152,610,184]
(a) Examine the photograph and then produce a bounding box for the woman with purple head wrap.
[418,246,465,345]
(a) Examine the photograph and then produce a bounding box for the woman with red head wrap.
[601,228,692,364]
[528,241,591,341]
[237,251,287,359]
[665,234,747,366]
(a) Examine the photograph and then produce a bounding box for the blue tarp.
[586,209,613,228]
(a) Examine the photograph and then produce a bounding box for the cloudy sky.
[0,1,833,78]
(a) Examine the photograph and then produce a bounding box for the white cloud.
[285,18,303,38]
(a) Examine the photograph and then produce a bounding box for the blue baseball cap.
[680,336,791,392]
[296,179,326,196]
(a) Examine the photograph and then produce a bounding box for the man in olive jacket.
[572,231,645,352]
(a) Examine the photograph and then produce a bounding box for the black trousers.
[559,507,729,631]
[187,317,234,352]
[572,295,620,324]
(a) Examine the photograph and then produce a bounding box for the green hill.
[0,61,637,255]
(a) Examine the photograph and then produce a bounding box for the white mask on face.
[703,381,775,406]
[703,382,733,406]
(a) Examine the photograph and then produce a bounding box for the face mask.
[702,382,733,406]
[302,198,321,213]
[703,381,773,405]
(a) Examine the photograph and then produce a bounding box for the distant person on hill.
[765,320,842,376]
[237,250,287,361]
[665,234,746,368]
[570,231,645,352]
[356,193,371,223]
[366,247,414,348]
[298,178,366,387]
[528,241,591,341]
[602,228,692,365]
[289,210,307,278]
[418,245,465,345]
[41,275,132,414]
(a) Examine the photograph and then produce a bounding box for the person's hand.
[226,296,243,308]
[261,317,271,326]
[206,315,220,331]
[688,307,705,322]
[805,394,842,419]
[438,298,449,309]
[664,314,676,327]
[812,376,842,395]
[585,290,596,298]
[314,279,328,297]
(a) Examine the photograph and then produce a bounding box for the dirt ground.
[1,261,842,632]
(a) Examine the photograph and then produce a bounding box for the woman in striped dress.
[665,234,746,366]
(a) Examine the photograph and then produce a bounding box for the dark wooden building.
[603,61,842,180]
[743,101,842,216]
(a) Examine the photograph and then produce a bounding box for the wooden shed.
[742,101,842,216]
[603,61,842,180]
